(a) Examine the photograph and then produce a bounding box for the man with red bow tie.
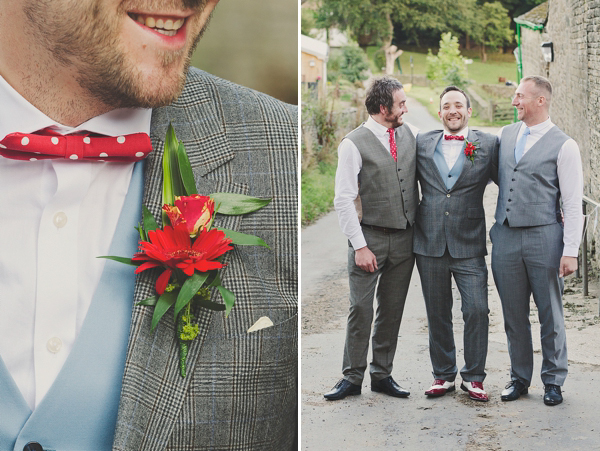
[0,1,297,450]
[414,86,498,402]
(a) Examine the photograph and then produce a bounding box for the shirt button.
[47,337,63,354]
[53,212,68,228]
[447,194,451,198]
[445,211,449,216]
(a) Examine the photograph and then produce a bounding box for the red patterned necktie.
[0,128,153,162]
[444,134,464,141]
[387,128,397,162]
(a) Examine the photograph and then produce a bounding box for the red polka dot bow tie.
[444,134,464,141]
[0,128,153,162]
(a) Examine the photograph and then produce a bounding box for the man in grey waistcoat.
[491,75,583,406]
[415,86,498,402]
[325,76,418,401]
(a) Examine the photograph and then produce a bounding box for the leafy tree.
[426,33,470,88]
[337,45,371,83]
[315,0,480,75]
[301,8,316,36]
[471,2,513,62]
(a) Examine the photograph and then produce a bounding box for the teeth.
[130,13,184,32]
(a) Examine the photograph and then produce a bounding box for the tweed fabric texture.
[414,129,498,258]
[345,124,417,229]
[494,122,567,227]
[112,68,297,451]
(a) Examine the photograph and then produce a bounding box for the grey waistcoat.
[345,124,417,229]
[495,122,568,227]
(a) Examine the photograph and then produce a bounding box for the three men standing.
[492,75,583,406]
[326,77,418,400]
[414,87,498,402]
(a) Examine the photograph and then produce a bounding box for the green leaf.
[162,125,177,223]
[177,141,197,196]
[208,272,221,287]
[97,255,137,266]
[135,223,146,242]
[210,193,271,215]
[217,286,235,317]
[216,228,270,248]
[174,273,209,318]
[151,291,177,331]
[136,295,158,306]
[142,205,159,233]
[195,298,226,312]
[170,140,185,198]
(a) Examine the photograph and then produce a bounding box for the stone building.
[517,0,600,267]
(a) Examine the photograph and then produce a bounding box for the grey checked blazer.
[414,129,498,258]
[112,68,298,451]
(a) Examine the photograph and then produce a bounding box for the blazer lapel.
[450,130,476,191]
[114,74,240,451]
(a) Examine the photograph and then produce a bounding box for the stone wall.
[522,0,600,267]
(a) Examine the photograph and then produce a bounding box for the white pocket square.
[247,316,274,333]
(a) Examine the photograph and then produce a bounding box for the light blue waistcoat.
[0,161,144,451]
[433,137,466,191]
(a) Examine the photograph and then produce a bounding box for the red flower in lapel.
[132,224,232,294]
[100,124,271,378]
[163,195,215,237]
[464,140,480,165]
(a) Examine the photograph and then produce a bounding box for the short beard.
[24,0,211,110]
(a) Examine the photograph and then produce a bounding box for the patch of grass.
[301,162,337,226]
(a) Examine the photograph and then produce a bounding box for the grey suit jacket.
[112,68,298,450]
[414,129,498,258]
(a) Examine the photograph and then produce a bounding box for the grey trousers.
[416,251,489,382]
[490,221,567,387]
[342,225,415,385]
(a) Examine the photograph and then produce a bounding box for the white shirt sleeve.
[557,138,584,257]
[333,137,366,250]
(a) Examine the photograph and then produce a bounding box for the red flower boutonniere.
[101,125,270,377]
[464,140,480,165]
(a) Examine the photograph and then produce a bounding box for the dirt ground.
[301,182,600,451]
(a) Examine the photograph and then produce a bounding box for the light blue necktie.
[514,127,530,163]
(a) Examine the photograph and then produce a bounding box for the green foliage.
[301,162,337,225]
[426,33,470,89]
[302,99,337,153]
[338,45,370,83]
[474,2,513,49]
[301,9,316,36]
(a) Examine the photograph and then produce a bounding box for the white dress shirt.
[334,116,419,250]
[441,127,468,169]
[0,74,152,410]
[499,118,583,257]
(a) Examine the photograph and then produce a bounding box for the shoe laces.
[470,381,484,390]
[545,384,561,394]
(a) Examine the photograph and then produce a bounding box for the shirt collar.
[0,74,152,139]
[521,117,553,135]
[365,115,397,137]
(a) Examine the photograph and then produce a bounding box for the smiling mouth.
[128,13,186,36]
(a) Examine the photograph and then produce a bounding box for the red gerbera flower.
[133,224,233,294]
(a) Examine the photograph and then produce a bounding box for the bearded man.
[326,76,418,401]
[0,1,297,450]
[414,86,498,403]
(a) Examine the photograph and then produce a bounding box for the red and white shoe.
[425,379,455,397]
[460,381,489,402]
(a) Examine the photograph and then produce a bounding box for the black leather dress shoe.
[544,384,563,406]
[324,379,361,400]
[501,379,528,401]
[371,376,410,398]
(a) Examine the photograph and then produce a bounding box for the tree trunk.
[465,33,471,50]
[482,44,487,63]
[381,13,402,75]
